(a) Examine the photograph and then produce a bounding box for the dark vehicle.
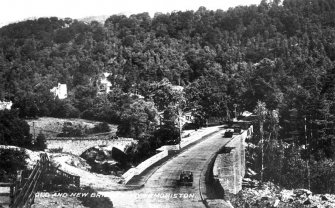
[233,126,242,134]
[239,121,251,129]
[179,171,193,186]
[182,123,199,130]
[224,130,234,137]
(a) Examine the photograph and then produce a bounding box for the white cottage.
[0,101,13,110]
[50,83,68,99]
[98,73,113,94]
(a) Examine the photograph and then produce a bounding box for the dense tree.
[0,110,33,148]
[117,98,158,139]
[34,132,47,151]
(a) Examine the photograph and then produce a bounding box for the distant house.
[98,73,113,94]
[180,111,194,127]
[50,83,68,99]
[158,110,194,128]
[0,101,13,110]
[171,85,184,92]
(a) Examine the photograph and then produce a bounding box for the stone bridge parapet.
[46,135,136,155]
[213,125,253,194]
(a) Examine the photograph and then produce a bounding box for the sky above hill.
[0,0,261,27]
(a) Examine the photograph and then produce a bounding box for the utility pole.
[304,116,309,189]
[33,121,36,144]
[233,104,237,121]
[307,115,311,190]
[178,108,182,150]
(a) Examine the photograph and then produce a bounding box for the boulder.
[81,145,130,174]
[81,145,128,164]
[273,199,280,207]
[90,160,122,174]
[303,199,311,205]
[294,189,312,197]
[51,153,91,171]
[280,190,294,202]
[321,195,328,201]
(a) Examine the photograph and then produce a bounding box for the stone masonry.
[213,126,253,194]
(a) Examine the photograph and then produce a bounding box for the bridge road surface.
[100,127,233,208]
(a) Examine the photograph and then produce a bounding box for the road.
[100,127,232,208]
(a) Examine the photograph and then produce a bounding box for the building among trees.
[97,73,113,94]
[0,101,12,110]
[50,83,68,99]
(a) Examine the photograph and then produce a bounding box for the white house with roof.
[50,83,67,99]
[0,101,13,110]
[158,110,194,128]
[98,72,113,94]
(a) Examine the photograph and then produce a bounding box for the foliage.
[0,148,28,181]
[78,186,114,208]
[117,98,158,139]
[153,124,180,146]
[57,122,87,137]
[34,132,47,151]
[310,159,335,194]
[90,122,111,134]
[0,0,335,190]
[0,110,33,148]
[125,139,156,164]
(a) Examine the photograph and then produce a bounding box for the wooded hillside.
[0,0,334,160]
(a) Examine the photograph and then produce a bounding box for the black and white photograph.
[1,0,335,207]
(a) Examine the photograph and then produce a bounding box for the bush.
[310,159,335,194]
[90,122,111,134]
[34,132,47,151]
[51,100,80,118]
[125,138,156,164]
[81,107,120,124]
[78,186,114,208]
[0,109,33,148]
[153,124,180,146]
[57,122,87,137]
[0,148,28,181]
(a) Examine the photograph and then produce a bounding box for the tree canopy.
[0,0,334,160]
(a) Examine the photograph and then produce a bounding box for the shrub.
[57,122,87,137]
[51,101,80,118]
[0,148,28,181]
[34,132,47,151]
[0,109,33,148]
[78,186,114,208]
[310,159,335,194]
[90,122,111,134]
[48,147,63,153]
[153,124,180,146]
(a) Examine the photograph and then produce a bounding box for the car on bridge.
[178,171,193,186]
[233,125,242,134]
[224,130,234,137]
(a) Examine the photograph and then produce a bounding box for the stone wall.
[123,150,169,184]
[46,137,135,155]
[213,125,253,194]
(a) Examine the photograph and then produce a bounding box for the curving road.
[100,127,232,208]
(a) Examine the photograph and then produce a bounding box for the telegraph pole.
[33,121,36,144]
[178,108,182,150]
[233,104,237,121]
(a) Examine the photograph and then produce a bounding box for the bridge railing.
[8,153,80,208]
[10,153,48,208]
[44,164,80,187]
